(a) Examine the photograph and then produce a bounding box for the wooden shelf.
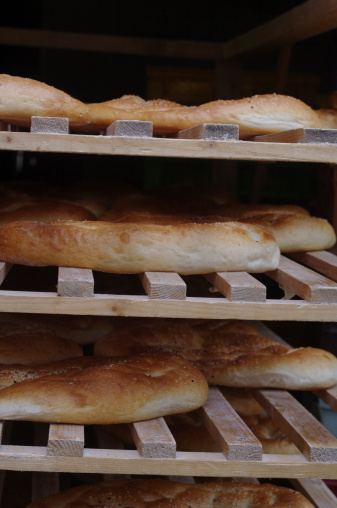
[1,252,337,321]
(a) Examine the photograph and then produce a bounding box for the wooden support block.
[177,123,239,140]
[32,473,60,503]
[47,423,84,457]
[255,389,337,462]
[205,272,266,302]
[57,267,94,297]
[0,421,4,444]
[291,250,337,282]
[250,128,337,144]
[106,120,153,137]
[31,116,69,134]
[290,478,337,508]
[198,387,262,461]
[139,272,186,299]
[129,417,176,458]
[265,255,337,303]
[0,262,12,286]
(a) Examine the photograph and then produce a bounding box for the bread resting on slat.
[25,478,314,507]
[0,219,280,274]
[94,319,337,390]
[0,352,208,424]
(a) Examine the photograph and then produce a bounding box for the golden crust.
[0,220,280,274]
[25,478,314,508]
[94,319,337,390]
[0,333,82,366]
[0,74,89,127]
[87,93,321,138]
[0,352,208,424]
[315,108,337,129]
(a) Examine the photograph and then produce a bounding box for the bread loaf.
[0,74,89,127]
[87,93,321,138]
[0,220,280,274]
[0,332,82,366]
[25,478,314,507]
[0,352,208,424]
[94,318,337,389]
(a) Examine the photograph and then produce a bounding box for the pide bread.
[0,332,82,366]
[315,108,337,129]
[0,202,96,224]
[0,220,280,274]
[25,478,314,508]
[0,74,89,127]
[87,93,321,138]
[94,319,337,389]
[0,352,208,424]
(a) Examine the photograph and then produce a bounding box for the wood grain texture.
[177,123,239,140]
[106,120,153,137]
[4,131,337,163]
[290,478,337,508]
[57,267,94,297]
[250,128,337,144]
[31,116,69,134]
[47,424,84,457]
[139,272,186,300]
[129,418,176,458]
[291,250,337,282]
[266,255,337,303]
[255,389,337,462]
[198,387,262,461]
[205,272,266,302]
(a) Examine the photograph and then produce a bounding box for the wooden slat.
[315,385,337,412]
[177,123,239,140]
[198,387,262,461]
[250,128,337,144]
[221,0,337,59]
[255,389,337,462]
[129,418,176,458]
[57,267,94,297]
[3,290,337,321]
[205,272,266,302]
[139,272,186,300]
[31,116,69,134]
[0,27,222,61]
[106,120,153,137]
[5,131,337,164]
[266,255,337,303]
[290,478,337,508]
[291,250,337,282]
[47,424,84,457]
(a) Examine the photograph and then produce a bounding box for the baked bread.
[0,332,82,366]
[87,93,321,138]
[315,108,337,129]
[0,351,208,424]
[0,74,89,127]
[0,201,96,224]
[0,313,116,345]
[94,318,337,389]
[0,220,280,274]
[25,478,314,507]
[100,202,336,253]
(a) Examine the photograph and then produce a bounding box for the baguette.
[87,93,321,138]
[0,220,280,274]
[25,478,314,508]
[0,352,208,424]
[0,74,89,127]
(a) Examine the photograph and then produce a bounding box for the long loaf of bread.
[0,220,280,274]
[25,478,314,508]
[94,318,337,390]
[0,352,208,424]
